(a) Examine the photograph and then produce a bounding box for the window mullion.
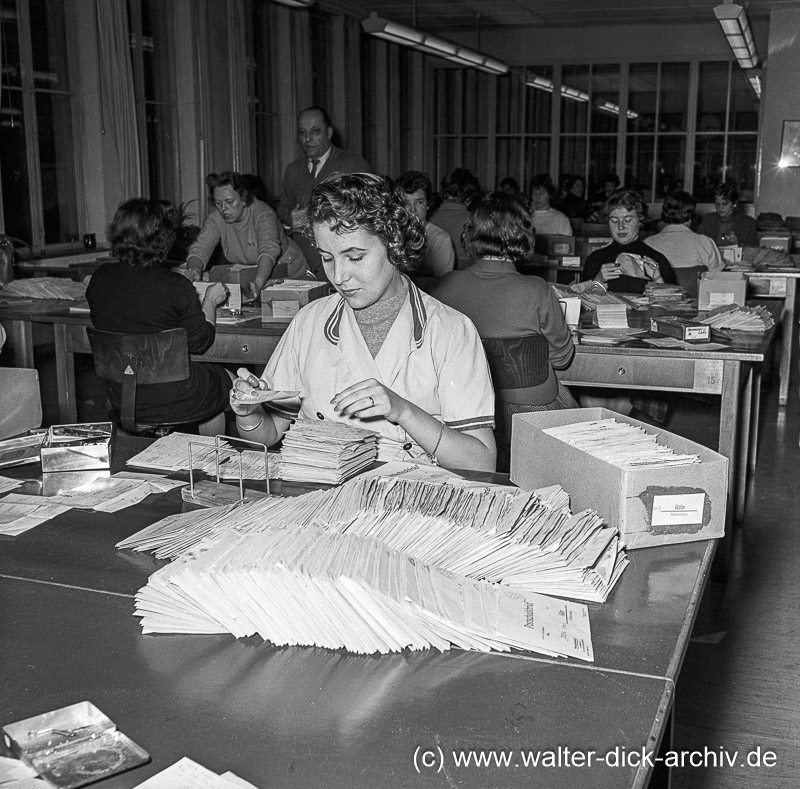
[17,0,45,248]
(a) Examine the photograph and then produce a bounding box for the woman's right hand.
[202,282,228,308]
[597,261,622,283]
[229,367,268,416]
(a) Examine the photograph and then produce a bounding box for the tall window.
[695,61,758,202]
[0,0,79,247]
[434,69,491,190]
[627,62,690,200]
[128,0,176,201]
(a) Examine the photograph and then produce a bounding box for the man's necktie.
[310,159,320,178]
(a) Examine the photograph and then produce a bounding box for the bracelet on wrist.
[237,414,264,432]
[425,420,445,466]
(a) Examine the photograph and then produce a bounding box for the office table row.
[0,437,715,788]
[0,297,768,531]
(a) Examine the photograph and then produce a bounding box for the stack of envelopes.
[134,526,594,659]
[279,419,378,484]
[122,475,628,657]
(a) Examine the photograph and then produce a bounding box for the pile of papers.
[120,474,627,602]
[134,757,257,788]
[699,303,775,333]
[134,524,594,659]
[126,432,280,480]
[593,302,628,329]
[644,283,686,304]
[542,418,701,470]
[0,472,187,537]
[279,419,378,484]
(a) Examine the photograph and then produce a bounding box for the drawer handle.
[617,366,627,376]
[241,344,249,353]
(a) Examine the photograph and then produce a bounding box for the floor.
[10,335,800,789]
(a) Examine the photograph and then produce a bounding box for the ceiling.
[328,0,796,32]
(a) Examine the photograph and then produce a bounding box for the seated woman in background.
[229,172,496,471]
[558,175,589,221]
[433,192,577,471]
[87,199,231,435]
[185,171,309,298]
[582,189,676,294]
[696,182,759,249]
[645,190,723,298]
[529,173,572,236]
[396,170,455,291]
[430,168,481,269]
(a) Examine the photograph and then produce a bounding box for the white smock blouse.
[262,278,495,462]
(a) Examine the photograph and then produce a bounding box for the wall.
[757,9,800,218]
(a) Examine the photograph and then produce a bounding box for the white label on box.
[707,291,736,308]
[560,256,582,268]
[272,300,300,318]
[651,493,705,526]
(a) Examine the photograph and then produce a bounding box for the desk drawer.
[194,333,280,364]
[564,354,724,393]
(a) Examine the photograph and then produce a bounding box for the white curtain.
[95,0,142,199]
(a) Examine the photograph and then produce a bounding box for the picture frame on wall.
[779,120,800,167]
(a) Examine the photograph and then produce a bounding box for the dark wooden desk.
[0,437,714,787]
[0,300,287,423]
[0,577,673,789]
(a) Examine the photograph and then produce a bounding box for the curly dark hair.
[661,190,697,225]
[603,189,648,223]
[396,170,433,201]
[440,168,481,205]
[714,182,739,204]
[206,171,256,206]
[108,199,179,268]
[529,173,556,199]
[304,172,425,272]
[462,191,535,263]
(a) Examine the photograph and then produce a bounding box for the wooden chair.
[87,327,193,435]
[481,334,551,473]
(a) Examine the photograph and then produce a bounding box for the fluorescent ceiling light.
[271,0,315,7]
[361,12,508,75]
[714,2,758,70]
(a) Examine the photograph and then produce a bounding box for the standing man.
[277,107,371,279]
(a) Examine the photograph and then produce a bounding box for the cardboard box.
[510,408,728,549]
[719,246,742,265]
[697,271,747,311]
[557,295,582,328]
[261,279,328,320]
[758,231,791,253]
[535,234,575,256]
[650,316,711,343]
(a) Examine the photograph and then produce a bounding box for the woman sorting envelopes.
[230,172,497,471]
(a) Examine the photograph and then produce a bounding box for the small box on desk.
[650,316,711,343]
[697,271,747,311]
[552,255,582,269]
[758,231,791,253]
[535,234,575,256]
[260,279,328,320]
[40,422,113,472]
[510,408,728,549]
[575,237,613,256]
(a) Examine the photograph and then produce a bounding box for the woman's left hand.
[331,378,406,423]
